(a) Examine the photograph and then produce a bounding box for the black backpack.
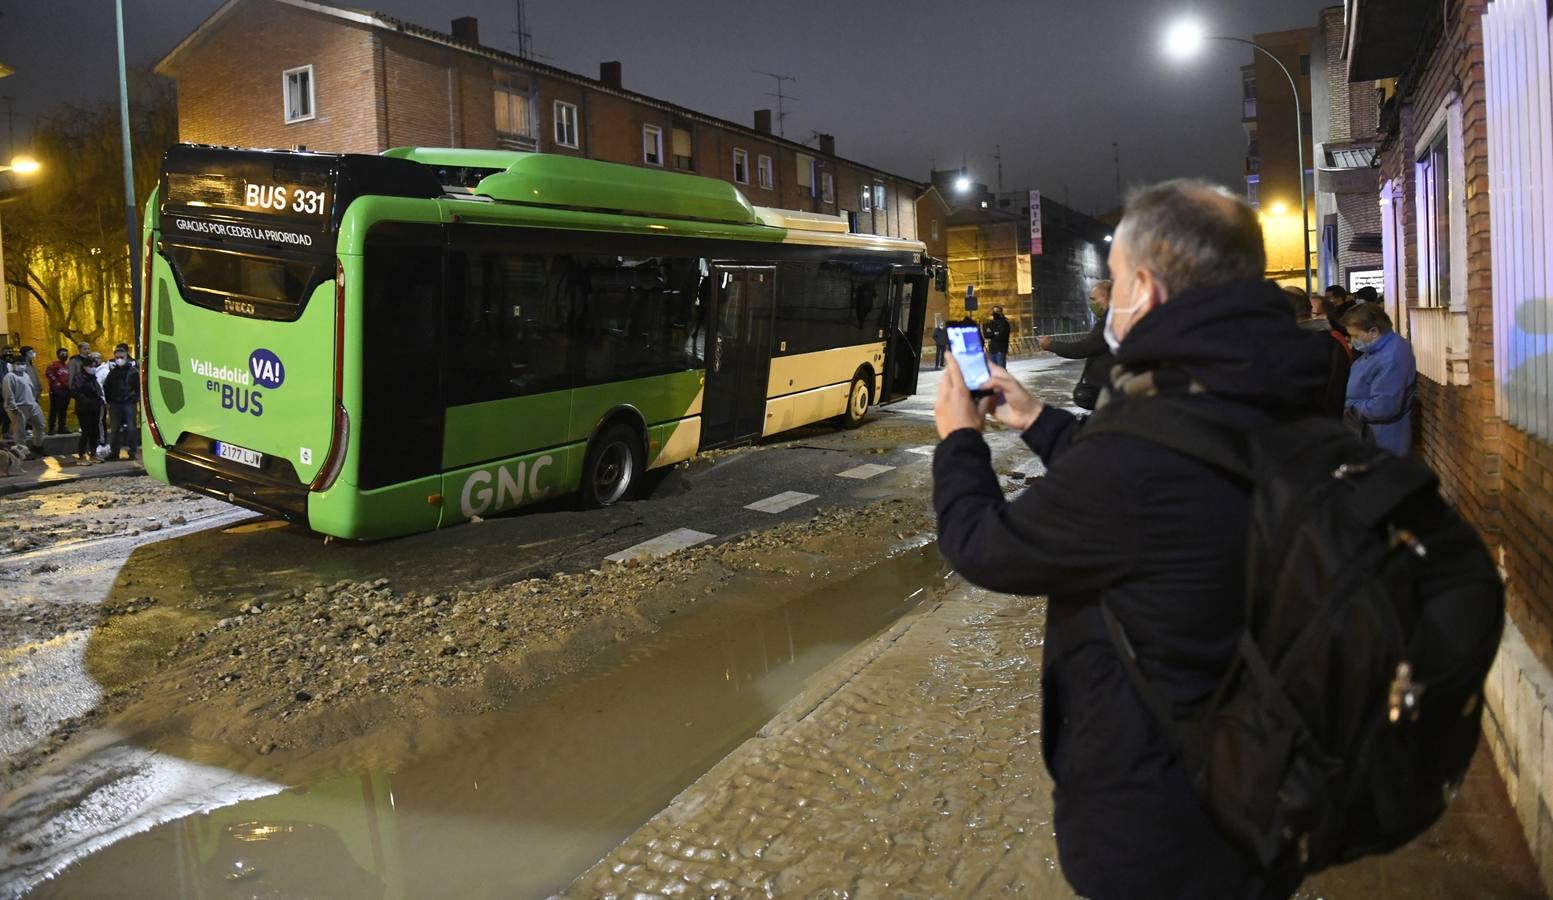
[1079,397,1505,876]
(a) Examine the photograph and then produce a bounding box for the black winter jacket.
[1048,311,1115,397]
[104,362,140,404]
[933,280,1329,899]
[983,314,1011,353]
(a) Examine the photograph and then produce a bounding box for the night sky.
[1,0,1339,214]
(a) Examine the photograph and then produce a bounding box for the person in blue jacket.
[1342,304,1417,454]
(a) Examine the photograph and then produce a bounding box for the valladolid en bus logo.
[188,348,284,418]
[249,349,286,389]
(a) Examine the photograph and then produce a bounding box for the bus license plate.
[214,441,263,469]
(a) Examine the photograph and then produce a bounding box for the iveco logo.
[224,298,257,316]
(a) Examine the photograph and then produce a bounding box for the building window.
[931,219,940,241]
[821,172,834,204]
[873,184,887,211]
[494,82,532,139]
[1246,174,1261,207]
[860,184,872,212]
[671,126,693,171]
[796,154,815,196]
[1299,54,1311,76]
[733,149,749,184]
[643,124,664,166]
[554,100,579,148]
[757,154,773,189]
[1415,124,1459,309]
[283,65,315,124]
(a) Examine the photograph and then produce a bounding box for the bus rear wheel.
[839,373,871,429]
[582,424,643,508]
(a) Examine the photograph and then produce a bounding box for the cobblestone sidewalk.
[566,578,1544,899]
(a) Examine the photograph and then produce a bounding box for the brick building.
[1242,27,1318,284]
[155,0,923,243]
[1347,0,1553,888]
[931,172,1110,343]
[1310,6,1383,294]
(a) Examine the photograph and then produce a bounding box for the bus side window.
[446,242,572,405]
[576,255,702,385]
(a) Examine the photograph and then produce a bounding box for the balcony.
[1407,305,1470,386]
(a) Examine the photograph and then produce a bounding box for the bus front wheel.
[839,373,871,429]
[582,424,643,508]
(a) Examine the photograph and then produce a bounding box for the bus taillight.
[310,258,349,492]
[140,233,166,449]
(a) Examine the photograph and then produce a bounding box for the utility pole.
[993,144,1003,198]
[511,0,533,58]
[754,71,797,137]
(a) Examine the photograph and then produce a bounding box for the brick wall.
[166,0,920,240]
[1378,2,1553,884]
[170,2,382,153]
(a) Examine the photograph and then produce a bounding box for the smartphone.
[947,325,993,393]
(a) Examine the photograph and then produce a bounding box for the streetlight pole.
[1212,36,1312,300]
[115,0,141,351]
[1164,24,1313,299]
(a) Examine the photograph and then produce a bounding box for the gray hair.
[1116,179,1266,297]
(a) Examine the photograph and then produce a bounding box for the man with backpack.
[932,180,1502,898]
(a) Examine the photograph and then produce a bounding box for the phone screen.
[947,326,992,390]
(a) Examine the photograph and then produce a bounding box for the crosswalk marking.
[836,463,896,480]
[604,528,715,565]
[905,446,937,456]
[745,491,819,514]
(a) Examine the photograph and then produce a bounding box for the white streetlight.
[1162,19,1206,61]
[954,175,972,193]
[1163,19,1313,299]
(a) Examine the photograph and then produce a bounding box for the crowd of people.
[0,340,141,467]
[1039,273,1415,451]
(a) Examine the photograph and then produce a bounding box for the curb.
[0,462,147,498]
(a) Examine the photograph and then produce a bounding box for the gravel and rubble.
[8,497,933,783]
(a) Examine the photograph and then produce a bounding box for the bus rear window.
[166,245,328,318]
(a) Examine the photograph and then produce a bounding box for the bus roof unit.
[469,153,762,226]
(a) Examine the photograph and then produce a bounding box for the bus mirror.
[934,268,949,292]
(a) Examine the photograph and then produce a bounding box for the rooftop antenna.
[992,144,1003,198]
[511,0,533,58]
[754,70,797,137]
[1113,140,1121,206]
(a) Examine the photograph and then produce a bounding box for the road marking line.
[836,463,896,480]
[604,528,715,565]
[745,491,819,514]
[905,446,936,456]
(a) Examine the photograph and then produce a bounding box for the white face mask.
[1104,283,1155,354]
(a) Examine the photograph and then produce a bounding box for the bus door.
[701,265,775,447]
[882,270,929,402]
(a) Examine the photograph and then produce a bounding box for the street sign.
[1347,268,1384,294]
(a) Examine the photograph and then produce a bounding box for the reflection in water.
[34,546,942,899]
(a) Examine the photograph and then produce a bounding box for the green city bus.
[140,145,932,539]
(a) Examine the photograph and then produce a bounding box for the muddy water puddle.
[29,544,945,899]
